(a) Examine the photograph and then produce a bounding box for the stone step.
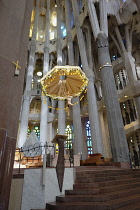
[75,166,121,170]
[76,174,140,180]
[76,168,140,172]
[66,182,140,195]
[46,194,140,210]
[12,174,24,179]
[117,201,140,210]
[75,170,140,178]
[73,178,140,189]
[75,174,140,183]
[57,187,140,202]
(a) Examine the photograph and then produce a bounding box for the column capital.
[87,75,95,83]
[23,95,31,101]
[74,16,81,28]
[30,41,36,52]
[44,46,49,54]
[99,62,113,72]
[67,31,73,42]
[97,32,109,48]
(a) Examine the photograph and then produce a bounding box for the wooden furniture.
[80,153,104,166]
[26,161,43,168]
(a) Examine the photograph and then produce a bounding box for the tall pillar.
[57,0,66,135]
[115,26,137,82]
[65,0,84,157]
[40,0,50,144]
[133,0,140,13]
[18,1,39,148]
[71,0,103,154]
[72,97,84,156]
[99,111,112,159]
[134,96,140,120]
[87,0,130,165]
[97,32,129,163]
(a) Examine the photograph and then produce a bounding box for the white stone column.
[99,111,112,159]
[72,97,83,156]
[71,0,103,155]
[57,0,65,135]
[18,2,39,148]
[97,32,130,163]
[65,0,84,157]
[88,0,129,164]
[40,0,50,144]
[134,96,140,120]
[115,26,137,82]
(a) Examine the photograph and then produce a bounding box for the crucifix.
[13,60,21,76]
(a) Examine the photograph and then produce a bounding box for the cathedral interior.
[1,0,140,210]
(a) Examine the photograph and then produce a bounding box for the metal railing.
[14,143,74,174]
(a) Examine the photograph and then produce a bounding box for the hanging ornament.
[40,65,89,101]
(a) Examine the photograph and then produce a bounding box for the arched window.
[33,126,40,139]
[27,125,40,140]
[55,125,74,154]
[86,121,93,154]
[65,125,73,149]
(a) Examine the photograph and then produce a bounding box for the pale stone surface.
[45,168,74,203]
[134,96,140,120]
[97,32,129,162]
[65,0,84,157]
[21,168,74,210]
[40,0,50,145]
[72,0,103,155]
[21,169,45,210]
[9,179,23,210]
[18,3,39,148]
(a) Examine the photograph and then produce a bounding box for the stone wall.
[0,0,33,138]
[9,179,24,210]
[0,1,33,209]
[21,168,74,210]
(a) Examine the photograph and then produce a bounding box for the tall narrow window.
[65,125,73,149]
[86,121,93,154]
[27,126,31,137]
[55,125,74,154]
[33,126,40,140]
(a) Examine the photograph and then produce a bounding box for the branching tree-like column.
[40,0,50,145]
[57,0,66,135]
[88,0,130,165]
[65,0,85,158]
[18,1,39,148]
[71,0,103,155]
[97,32,129,164]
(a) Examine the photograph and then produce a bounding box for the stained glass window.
[27,127,31,137]
[86,121,93,154]
[33,126,40,140]
[55,125,74,154]
[65,125,73,149]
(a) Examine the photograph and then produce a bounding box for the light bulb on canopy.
[40,65,89,102]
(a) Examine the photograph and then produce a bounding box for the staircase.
[45,166,140,210]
